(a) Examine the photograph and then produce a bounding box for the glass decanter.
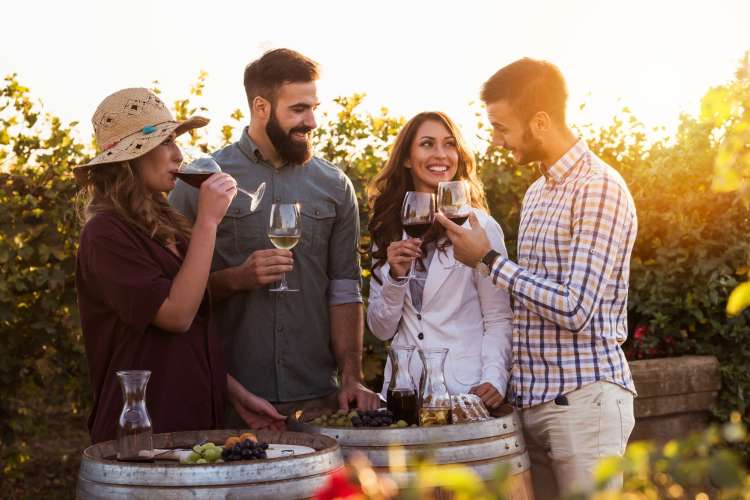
[116,370,154,461]
[386,345,419,426]
[417,348,452,426]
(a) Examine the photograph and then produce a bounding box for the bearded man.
[170,49,378,424]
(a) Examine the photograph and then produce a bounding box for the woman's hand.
[197,173,237,227]
[227,375,286,431]
[470,382,504,410]
[386,239,422,280]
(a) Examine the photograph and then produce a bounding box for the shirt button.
[277,325,284,332]
[418,332,424,340]
[417,314,422,320]
[234,208,240,214]
[314,209,320,216]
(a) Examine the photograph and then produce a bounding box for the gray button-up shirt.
[169,128,363,403]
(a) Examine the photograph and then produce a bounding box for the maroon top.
[76,212,227,444]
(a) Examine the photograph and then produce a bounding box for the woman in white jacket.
[367,111,513,411]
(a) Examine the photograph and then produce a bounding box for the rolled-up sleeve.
[327,174,363,305]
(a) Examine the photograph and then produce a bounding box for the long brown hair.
[367,112,487,283]
[77,161,192,247]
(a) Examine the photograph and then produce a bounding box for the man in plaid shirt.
[437,58,637,498]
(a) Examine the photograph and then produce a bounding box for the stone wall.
[630,356,720,442]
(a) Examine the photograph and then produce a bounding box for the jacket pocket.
[451,354,482,387]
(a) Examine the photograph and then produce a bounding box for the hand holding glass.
[177,151,265,212]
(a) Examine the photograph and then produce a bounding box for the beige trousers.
[520,381,635,500]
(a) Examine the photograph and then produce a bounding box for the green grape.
[187,451,201,462]
[192,445,202,454]
[196,458,208,464]
[204,447,222,462]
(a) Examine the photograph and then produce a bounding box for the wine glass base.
[269,287,299,293]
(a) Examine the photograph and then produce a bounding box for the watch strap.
[482,249,501,268]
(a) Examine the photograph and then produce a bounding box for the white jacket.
[367,208,513,398]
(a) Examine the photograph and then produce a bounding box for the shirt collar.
[540,139,588,185]
[238,127,266,164]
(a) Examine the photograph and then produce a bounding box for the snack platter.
[308,393,492,429]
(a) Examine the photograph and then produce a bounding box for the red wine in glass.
[399,191,435,280]
[174,171,213,188]
[448,215,469,226]
[403,222,432,238]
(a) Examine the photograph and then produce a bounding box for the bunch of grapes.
[221,438,269,462]
[311,409,409,428]
[180,442,223,464]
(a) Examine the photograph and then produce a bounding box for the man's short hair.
[480,58,568,124]
[243,48,320,107]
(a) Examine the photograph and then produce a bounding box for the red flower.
[314,468,362,500]
[633,325,648,341]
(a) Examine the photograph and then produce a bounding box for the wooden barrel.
[77,429,342,499]
[311,406,534,500]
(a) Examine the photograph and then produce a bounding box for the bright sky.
[2,0,749,150]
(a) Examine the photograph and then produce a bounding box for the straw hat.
[73,87,208,184]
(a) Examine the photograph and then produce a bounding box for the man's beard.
[516,126,545,165]
[266,110,313,165]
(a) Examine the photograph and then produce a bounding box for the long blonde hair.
[78,161,192,246]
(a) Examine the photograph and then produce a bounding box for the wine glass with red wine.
[399,191,435,280]
[437,180,471,269]
[175,153,265,212]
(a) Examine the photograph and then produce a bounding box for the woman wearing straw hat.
[75,88,284,443]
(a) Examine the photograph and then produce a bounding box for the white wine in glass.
[268,203,301,292]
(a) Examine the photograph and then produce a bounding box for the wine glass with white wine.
[268,203,301,292]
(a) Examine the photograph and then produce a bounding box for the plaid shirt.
[489,140,637,408]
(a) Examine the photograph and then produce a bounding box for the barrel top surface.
[79,429,343,487]
[310,409,522,447]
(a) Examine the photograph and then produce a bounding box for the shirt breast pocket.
[220,199,268,258]
[300,201,336,253]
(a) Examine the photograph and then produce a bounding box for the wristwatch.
[476,250,500,277]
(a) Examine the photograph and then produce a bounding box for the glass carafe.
[418,348,452,426]
[386,346,419,426]
[116,370,154,461]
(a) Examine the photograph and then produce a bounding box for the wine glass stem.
[280,272,288,290]
[408,258,417,279]
[237,187,254,199]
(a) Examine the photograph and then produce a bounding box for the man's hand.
[227,375,286,430]
[337,376,380,411]
[236,249,294,291]
[435,212,492,267]
[470,382,504,410]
